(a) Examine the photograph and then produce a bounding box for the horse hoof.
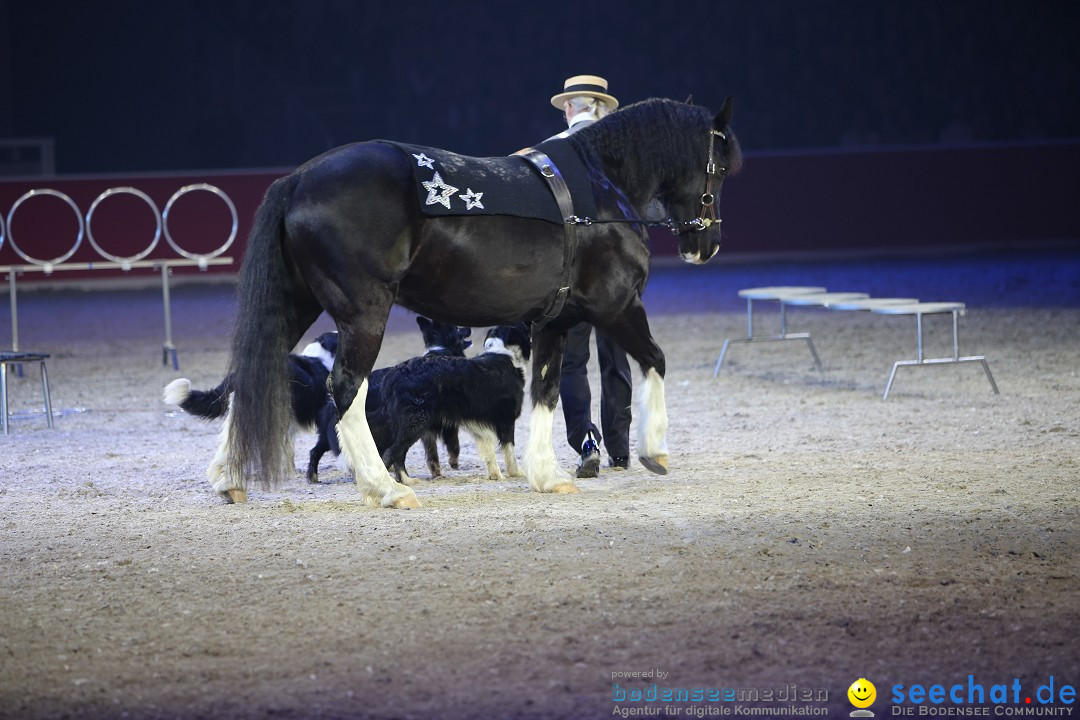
[638,454,669,475]
[220,489,247,504]
[551,482,581,495]
[392,494,422,509]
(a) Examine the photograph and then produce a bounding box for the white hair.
[566,95,610,121]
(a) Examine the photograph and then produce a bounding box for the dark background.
[1,0,1078,174]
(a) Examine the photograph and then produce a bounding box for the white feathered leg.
[206,396,247,503]
[336,380,420,508]
[522,404,579,493]
[636,368,670,475]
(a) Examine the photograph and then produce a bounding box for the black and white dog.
[368,323,531,485]
[164,330,338,432]
[307,316,472,482]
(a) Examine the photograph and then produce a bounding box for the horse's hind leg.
[206,396,246,503]
[332,308,420,509]
[522,328,580,493]
[594,297,669,475]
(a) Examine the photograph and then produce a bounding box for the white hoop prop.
[162,183,238,262]
[5,189,85,267]
[85,186,163,265]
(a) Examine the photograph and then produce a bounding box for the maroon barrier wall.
[0,170,282,284]
[2,141,1078,285]
[708,140,1080,257]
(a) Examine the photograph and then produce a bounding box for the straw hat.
[550,74,619,110]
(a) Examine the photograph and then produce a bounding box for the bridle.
[565,127,730,236]
[670,128,729,235]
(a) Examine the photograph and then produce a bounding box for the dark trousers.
[559,322,633,457]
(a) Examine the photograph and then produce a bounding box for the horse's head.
[665,96,742,265]
[570,96,742,263]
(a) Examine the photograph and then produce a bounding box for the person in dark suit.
[547,75,633,477]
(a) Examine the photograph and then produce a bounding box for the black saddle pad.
[379,138,596,224]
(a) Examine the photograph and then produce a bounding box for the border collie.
[306,316,472,482]
[368,323,530,485]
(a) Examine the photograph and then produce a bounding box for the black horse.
[210,97,741,506]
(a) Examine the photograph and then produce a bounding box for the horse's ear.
[685,94,694,105]
[714,96,734,130]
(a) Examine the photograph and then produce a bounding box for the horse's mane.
[565,98,741,206]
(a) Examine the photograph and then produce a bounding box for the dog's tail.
[163,378,230,420]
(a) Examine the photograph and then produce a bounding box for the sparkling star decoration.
[422,172,459,209]
[412,152,435,169]
[460,188,484,210]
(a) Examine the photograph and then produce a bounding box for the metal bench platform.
[870,302,999,400]
[713,286,826,375]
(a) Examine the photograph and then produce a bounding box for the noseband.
[670,128,728,236]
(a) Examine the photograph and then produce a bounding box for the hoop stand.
[1,183,238,370]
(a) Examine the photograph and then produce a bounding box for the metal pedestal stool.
[870,302,999,400]
[821,297,920,311]
[1,352,54,434]
[714,286,826,375]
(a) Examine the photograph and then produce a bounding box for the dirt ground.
[1,248,1078,719]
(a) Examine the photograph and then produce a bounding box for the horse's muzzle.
[679,240,720,265]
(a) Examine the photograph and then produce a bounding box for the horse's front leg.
[522,327,580,494]
[333,315,421,509]
[334,375,420,507]
[594,296,669,475]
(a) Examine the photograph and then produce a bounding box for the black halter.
[670,128,728,235]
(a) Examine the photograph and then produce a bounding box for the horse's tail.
[225,173,307,489]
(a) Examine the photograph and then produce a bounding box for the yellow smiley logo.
[848,678,876,708]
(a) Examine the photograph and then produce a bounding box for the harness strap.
[519,148,578,331]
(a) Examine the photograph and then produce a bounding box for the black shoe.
[577,434,601,478]
[608,456,629,470]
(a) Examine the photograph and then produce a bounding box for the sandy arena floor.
[1,248,1078,719]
